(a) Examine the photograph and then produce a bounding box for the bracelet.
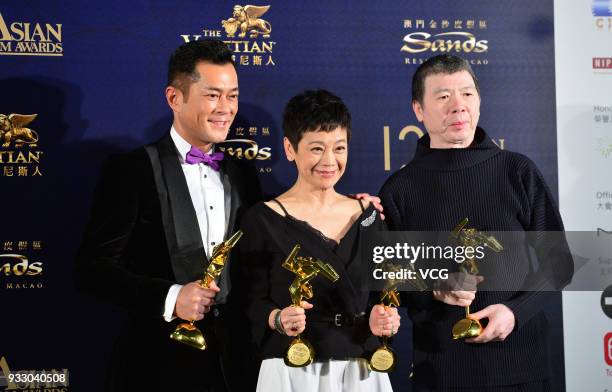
[274,309,286,335]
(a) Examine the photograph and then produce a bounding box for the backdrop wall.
[1,1,585,391]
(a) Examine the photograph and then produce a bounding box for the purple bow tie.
[185,146,224,171]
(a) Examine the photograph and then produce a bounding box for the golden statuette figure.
[282,244,339,367]
[170,230,244,350]
[450,218,503,340]
[369,263,413,373]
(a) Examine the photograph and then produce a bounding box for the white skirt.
[256,358,393,392]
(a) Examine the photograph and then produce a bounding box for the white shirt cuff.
[163,284,183,322]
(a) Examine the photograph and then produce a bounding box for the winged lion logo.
[0,113,39,148]
[221,5,271,38]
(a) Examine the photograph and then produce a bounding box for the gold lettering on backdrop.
[0,113,45,177]
[181,5,276,67]
[399,125,424,141]
[383,126,391,171]
[383,125,425,171]
[0,13,63,56]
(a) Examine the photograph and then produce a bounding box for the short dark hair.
[167,39,235,97]
[282,89,352,149]
[411,54,480,105]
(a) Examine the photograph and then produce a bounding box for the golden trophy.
[281,244,339,367]
[369,262,426,372]
[450,218,503,340]
[169,230,243,350]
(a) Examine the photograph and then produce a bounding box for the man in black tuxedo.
[76,40,261,392]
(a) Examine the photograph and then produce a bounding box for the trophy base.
[170,322,207,350]
[284,337,314,367]
[369,346,396,373]
[452,318,482,340]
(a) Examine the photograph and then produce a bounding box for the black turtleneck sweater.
[379,127,573,388]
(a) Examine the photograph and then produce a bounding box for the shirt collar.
[170,126,215,164]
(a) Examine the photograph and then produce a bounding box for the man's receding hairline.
[417,70,479,101]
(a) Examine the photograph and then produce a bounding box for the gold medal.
[285,337,315,367]
[369,344,396,372]
[452,317,483,340]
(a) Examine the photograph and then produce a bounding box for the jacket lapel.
[145,135,207,284]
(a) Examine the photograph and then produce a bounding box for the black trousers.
[213,304,260,392]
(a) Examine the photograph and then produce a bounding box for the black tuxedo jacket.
[76,134,261,392]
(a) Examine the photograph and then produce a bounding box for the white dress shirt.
[163,127,226,321]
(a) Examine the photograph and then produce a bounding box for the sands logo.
[1,241,44,290]
[0,254,43,277]
[218,125,273,174]
[180,4,276,67]
[400,18,489,66]
[401,32,488,54]
[0,12,63,56]
[218,139,271,161]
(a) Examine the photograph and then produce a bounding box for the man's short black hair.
[282,89,352,149]
[167,39,235,97]
[412,54,480,105]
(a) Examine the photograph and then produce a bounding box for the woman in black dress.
[233,90,400,392]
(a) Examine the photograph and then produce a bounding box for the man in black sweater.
[380,55,573,391]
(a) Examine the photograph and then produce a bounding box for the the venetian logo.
[0,113,43,177]
[0,114,39,147]
[0,12,63,57]
[401,18,489,65]
[221,5,271,38]
[180,4,276,67]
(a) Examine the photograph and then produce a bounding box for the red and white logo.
[593,57,612,69]
[605,332,612,366]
